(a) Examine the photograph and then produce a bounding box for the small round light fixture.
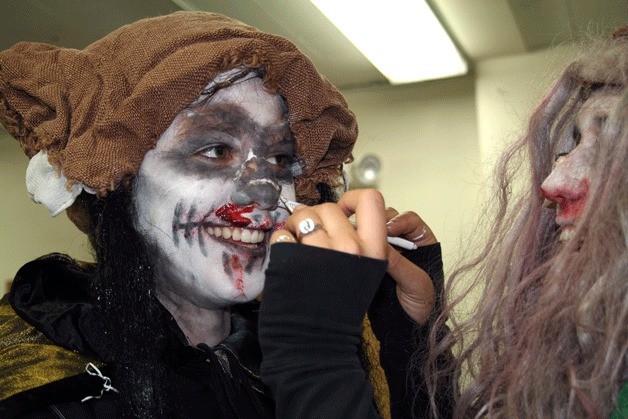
[351,154,381,188]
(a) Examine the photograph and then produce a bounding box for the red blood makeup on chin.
[226,254,245,296]
[215,203,254,227]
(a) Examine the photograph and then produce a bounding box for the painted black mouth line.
[172,202,211,255]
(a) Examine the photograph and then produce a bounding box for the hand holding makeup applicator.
[279,196,418,250]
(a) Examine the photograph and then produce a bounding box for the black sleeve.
[259,243,388,419]
[368,243,453,418]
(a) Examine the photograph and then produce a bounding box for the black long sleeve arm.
[259,243,387,419]
[368,243,449,418]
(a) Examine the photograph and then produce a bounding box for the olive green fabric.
[0,294,95,400]
[362,316,391,419]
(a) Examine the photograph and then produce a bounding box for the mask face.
[540,88,621,241]
[133,76,296,308]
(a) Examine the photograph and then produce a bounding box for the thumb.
[386,246,435,324]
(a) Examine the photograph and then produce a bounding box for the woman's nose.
[230,158,281,210]
[540,165,589,204]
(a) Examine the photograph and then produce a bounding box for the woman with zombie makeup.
[423,31,627,418]
[0,12,448,419]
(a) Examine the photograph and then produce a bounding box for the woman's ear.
[66,192,98,237]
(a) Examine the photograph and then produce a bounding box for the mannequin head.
[428,33,627,418]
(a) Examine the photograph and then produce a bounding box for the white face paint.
[133,76,296,309]
[540,88,621,241]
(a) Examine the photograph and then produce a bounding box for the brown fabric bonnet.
[0,11,357,228]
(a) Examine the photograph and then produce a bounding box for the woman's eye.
[200,145,231,159]
[554,152,569,162]
[266,154,293,168]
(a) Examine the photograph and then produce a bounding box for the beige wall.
[475,43,578,177]
[0,43,581,291]
[343,75,481,269]
[0,138,92,290]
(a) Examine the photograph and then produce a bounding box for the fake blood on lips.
[215,203,254,227]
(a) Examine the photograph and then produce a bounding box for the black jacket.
[0,254,273,418]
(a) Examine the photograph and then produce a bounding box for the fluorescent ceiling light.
[310,0,468,85]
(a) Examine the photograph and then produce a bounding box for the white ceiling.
[0,0,626,89]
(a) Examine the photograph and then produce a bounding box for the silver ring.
[298,218,324,237]
[409,226,427,242]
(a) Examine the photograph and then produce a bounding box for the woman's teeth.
[205,226,265,244]
[559,228,576,241]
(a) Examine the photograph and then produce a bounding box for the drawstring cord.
[81,363,120,402]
